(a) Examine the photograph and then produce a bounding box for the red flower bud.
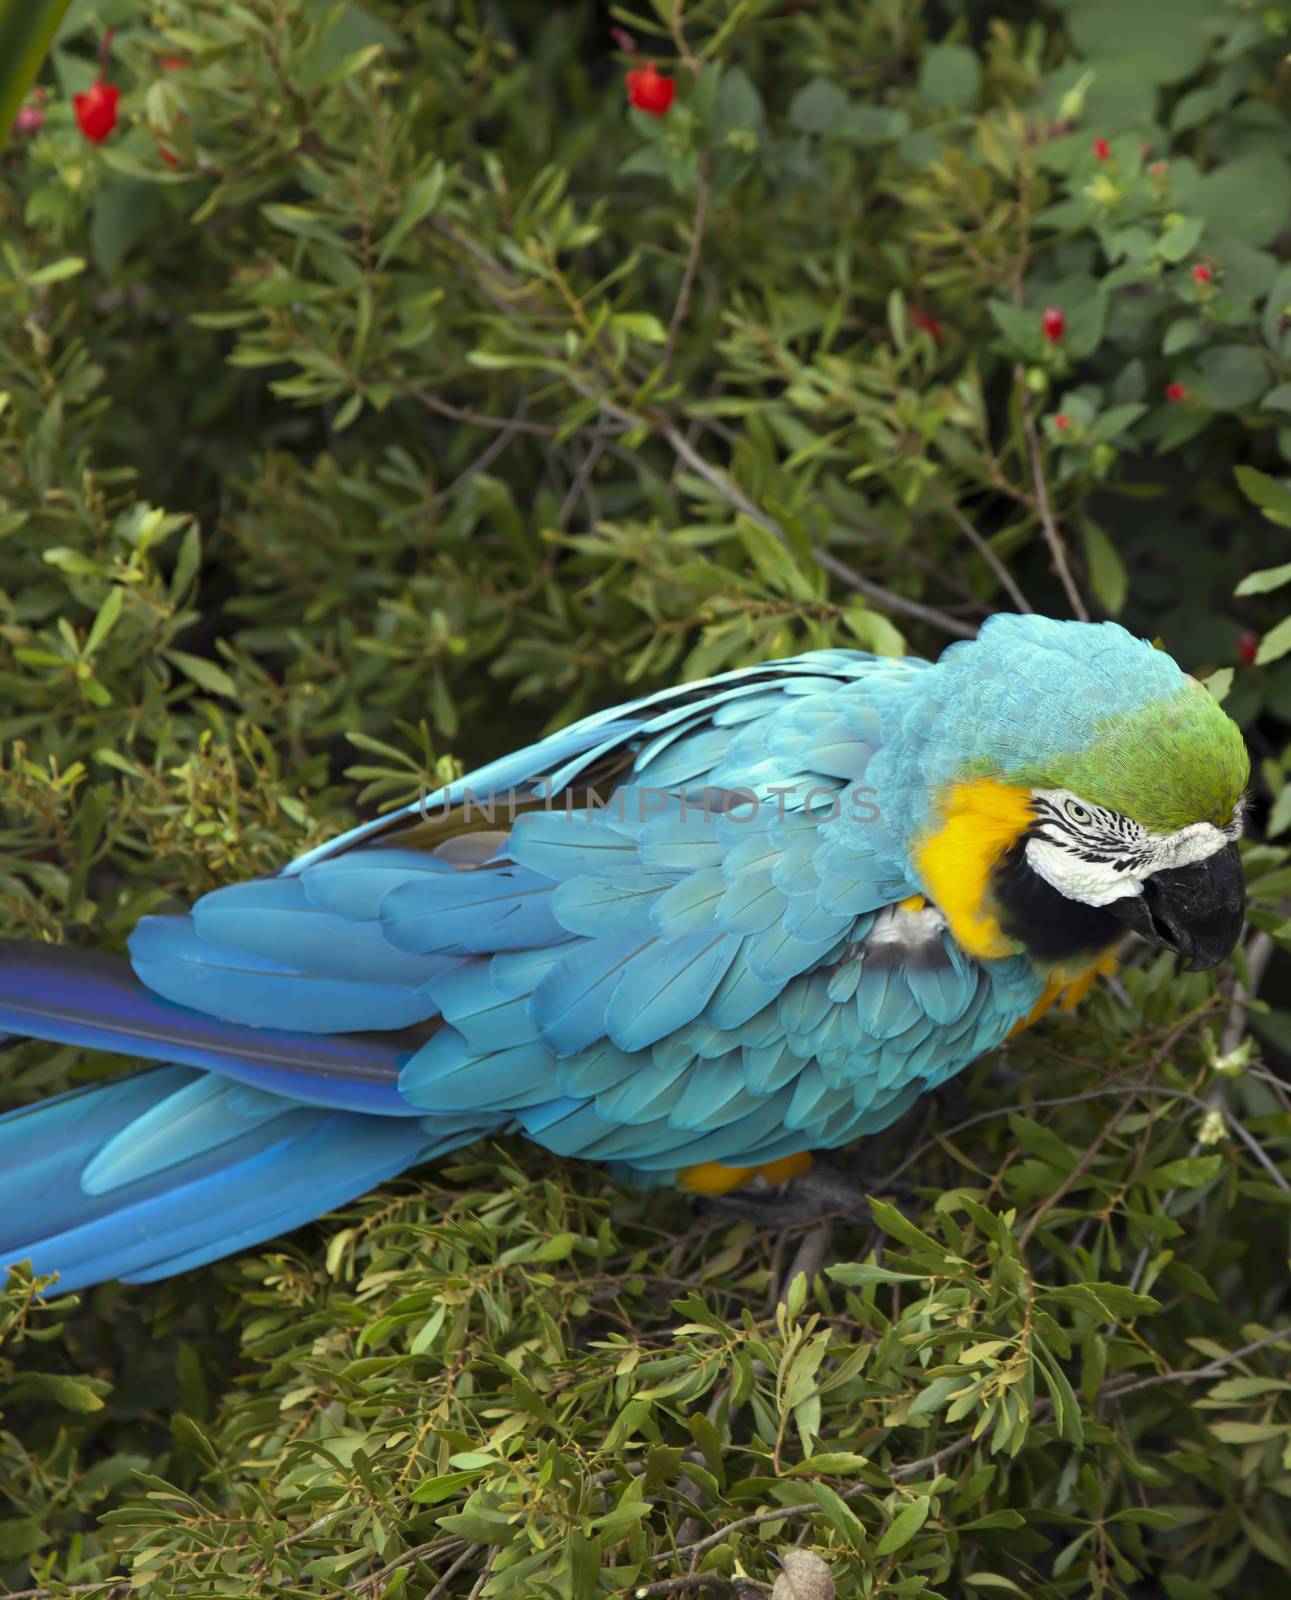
[626,61,676,116]
[160,56,190,70]
[73,78,120,143]
[1150,161,1167,179]
[1237,630,1260,667]
[1192,263,1212,285]
[1042,306,1065,343]
[1054,413,1071,431]
[1165,382,1187,403]
[12,102,44,137]
[610,27,637,55]
[1093,137,1110,161]
[909,307,943,343]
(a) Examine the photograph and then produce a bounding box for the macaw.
[0,614,1248,1292]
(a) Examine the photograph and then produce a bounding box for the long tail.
[0,943,495,1291]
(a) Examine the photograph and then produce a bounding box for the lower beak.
[1106,842,1245,971]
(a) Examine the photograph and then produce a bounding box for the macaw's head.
[911,615,1249,974]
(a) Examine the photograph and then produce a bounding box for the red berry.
[73,78,119,143]
[909,307,943,343]
[1093,137,1110,161]
[626,62,676,116]
[1054,414,1070,431]
[1165,382,1187,403]
[1193,263,1212,285]
[1237,630,1260,666]
[1042,306,1065,343]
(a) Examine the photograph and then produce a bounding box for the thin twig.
[426,1543,481,1600]
[929,483,1033,613]
[664,150,711,374]
[1019,380,1088,620]
[396,379,559,437]
[558,437,607,530]
[659,419,975,639]
[634,1576,740,1597]
[1018,1094,1135,1248]
[0,1586,129,1600]
[1101,1324,1291,1401]
[437,400,535,507]
[352,1537,473,1598]
[1221,929,1273,1056]
[779,1223,830,1307]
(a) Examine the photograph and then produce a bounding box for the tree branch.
[1019,382,1088,620]
[665,150,711,375]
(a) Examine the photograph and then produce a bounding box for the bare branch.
[928,483,1033,613]
[665,150,711,374]
[1019,380,1088,621]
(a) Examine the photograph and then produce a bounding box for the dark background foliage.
[2,1,1291,1595]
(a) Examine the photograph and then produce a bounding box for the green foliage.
[2,0,1291,1595]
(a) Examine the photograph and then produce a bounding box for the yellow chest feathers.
[913,778,1036,961]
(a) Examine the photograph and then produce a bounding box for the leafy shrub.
[1,1,1291,1595]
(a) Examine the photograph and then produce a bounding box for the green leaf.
[164,649,239,698]
[918,44,980,109]
[1158,217,1203,263]
[6,1371,107,1411]
[786,1452,873,1475]
[876,1495,931,1555]
[1257,617,1291,667]
[1146,1155,1224,1189]
[1197,347,1269,411]
[1081,521,1128,615]
[411,1469,488,1504]
[84,586,124,655]
[1163,317,1204,356]
[27,255,86,285]
[1236,562,1291,597]
[613,312,668,344]
[1191,151,1291,248]
[826,1263,926,1286]
[0,1519,48,1560]
[788,77,847,135]
[0,0,73,158]
[92,183,167,277]
[1235,465,1291,525]
[1202,667,1233,704]
[907,1374,968,1419]
[1207,1420,1288,1444]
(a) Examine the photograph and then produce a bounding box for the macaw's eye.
[1064,799,1092,824]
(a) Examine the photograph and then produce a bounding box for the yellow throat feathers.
[914,778,1036,961]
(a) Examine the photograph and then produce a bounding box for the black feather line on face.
[1031,795,1151,864]
[991,838,1126,965]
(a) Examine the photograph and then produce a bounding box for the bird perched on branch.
[0,614,1248,1290]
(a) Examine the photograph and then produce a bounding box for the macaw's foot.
[691,1157,903,1228]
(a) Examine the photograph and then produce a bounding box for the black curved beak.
[1106,842,1245,971]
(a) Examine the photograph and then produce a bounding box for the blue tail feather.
[0,939,422,1115]
[0,1064,492,1291]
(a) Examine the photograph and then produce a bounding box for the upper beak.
[1106,842,1245,971]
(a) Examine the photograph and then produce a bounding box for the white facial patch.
[1022,787,1242,909]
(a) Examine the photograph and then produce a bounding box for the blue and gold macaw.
[0,615,1249,1290]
